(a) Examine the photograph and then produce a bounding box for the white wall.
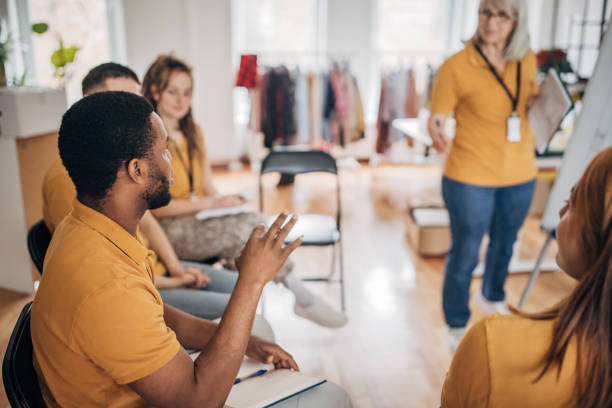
[122,0,237,163]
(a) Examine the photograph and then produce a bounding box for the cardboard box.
[407,207,451,257]
[528,170,557,216]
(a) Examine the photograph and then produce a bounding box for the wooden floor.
[0,164,575,408]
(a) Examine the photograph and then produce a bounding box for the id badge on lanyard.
[507,111,521,143]
[474,45,522,144]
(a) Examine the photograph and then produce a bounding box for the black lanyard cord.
[170,139,194,194]
[474,44,521,113]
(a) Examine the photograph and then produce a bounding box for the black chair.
[2,301,46,408]
[259,150,345,310]
[27,220,52,274]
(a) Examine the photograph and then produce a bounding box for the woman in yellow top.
[442,146,612,407]
[142,55,347,328]
[428,0,538,349]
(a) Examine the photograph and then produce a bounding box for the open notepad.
[194,190,256,221]
[188,353,325,408]
[195,203,251,221]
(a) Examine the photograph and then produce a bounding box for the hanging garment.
[330,66,348,119]
[262,67,295,148]
[376,75,391,153]
[235,54,258,88]
[341,72,365,144]
[404,68,419,118]
[248,85,262,132]
[322,73,334,143]
[308,72,323,147]
[293,68,310,145]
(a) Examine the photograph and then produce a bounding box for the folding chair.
[259,150,345,310]
[2,301,46,408]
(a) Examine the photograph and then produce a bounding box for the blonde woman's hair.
[471,0,531,60]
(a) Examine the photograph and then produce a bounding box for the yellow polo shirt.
[442,314,577,407]
[168,124,207,199]
[31,199,181,408]
[430,43,539,187]
[42,157,166,276]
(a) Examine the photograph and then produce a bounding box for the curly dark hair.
[81,62,140,95]
[58,91,155,204]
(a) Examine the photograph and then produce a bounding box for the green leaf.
[51,44,79,68]
[31,22,49,34]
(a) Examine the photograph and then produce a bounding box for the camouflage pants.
[159,212,292,282]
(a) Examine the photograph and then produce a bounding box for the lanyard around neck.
[474,44,521,113]
[170,139,194,194]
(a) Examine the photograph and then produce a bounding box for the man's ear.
[125,158,148,185]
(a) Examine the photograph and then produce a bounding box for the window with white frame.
[28,0,111,104]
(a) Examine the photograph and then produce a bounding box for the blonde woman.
[428,0,539,349]
[142,55,347,328]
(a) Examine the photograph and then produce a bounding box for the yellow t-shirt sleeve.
[526,51,539,96]
[441,318,491,408]
[72,277,181,385]
[429,60,459,114]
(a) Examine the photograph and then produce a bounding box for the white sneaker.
[475,291,510,315]
[447,327,467,353]
[294,296,348,328]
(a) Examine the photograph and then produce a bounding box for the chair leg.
[329,242,337,278]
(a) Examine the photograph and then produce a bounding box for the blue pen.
[234,369,268,384]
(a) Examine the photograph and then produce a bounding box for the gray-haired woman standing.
[428,0,539,350]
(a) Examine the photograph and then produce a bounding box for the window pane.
[28,0,110,103]
[377,0,448,54]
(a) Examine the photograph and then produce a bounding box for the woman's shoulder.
[478,312,555,337]
[460,313,556,357]
[520,49,537,65]
[443,45,471,67]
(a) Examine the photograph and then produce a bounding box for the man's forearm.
[163,304,218,349]
[191,278,262,403]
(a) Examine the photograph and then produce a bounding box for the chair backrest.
[2,302,47,408]
[260,150,338,176]
[259,150,341,225]
[27,220,52,274]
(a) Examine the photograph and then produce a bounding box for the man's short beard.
[142,159,171,210]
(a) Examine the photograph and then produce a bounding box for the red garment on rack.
[404,69,419,118]
[235,54,258,88]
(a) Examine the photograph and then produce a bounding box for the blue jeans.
[442,176,535,328]
[159,262,237,320]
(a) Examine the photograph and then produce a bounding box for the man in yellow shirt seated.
[31,91,352,407]
[42,62,238,320]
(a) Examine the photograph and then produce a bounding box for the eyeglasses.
[478,8,514,22]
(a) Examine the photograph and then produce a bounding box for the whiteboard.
[541,27,612,231]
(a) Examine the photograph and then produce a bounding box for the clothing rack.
[235,53,366,157]
[371,51,444,167]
